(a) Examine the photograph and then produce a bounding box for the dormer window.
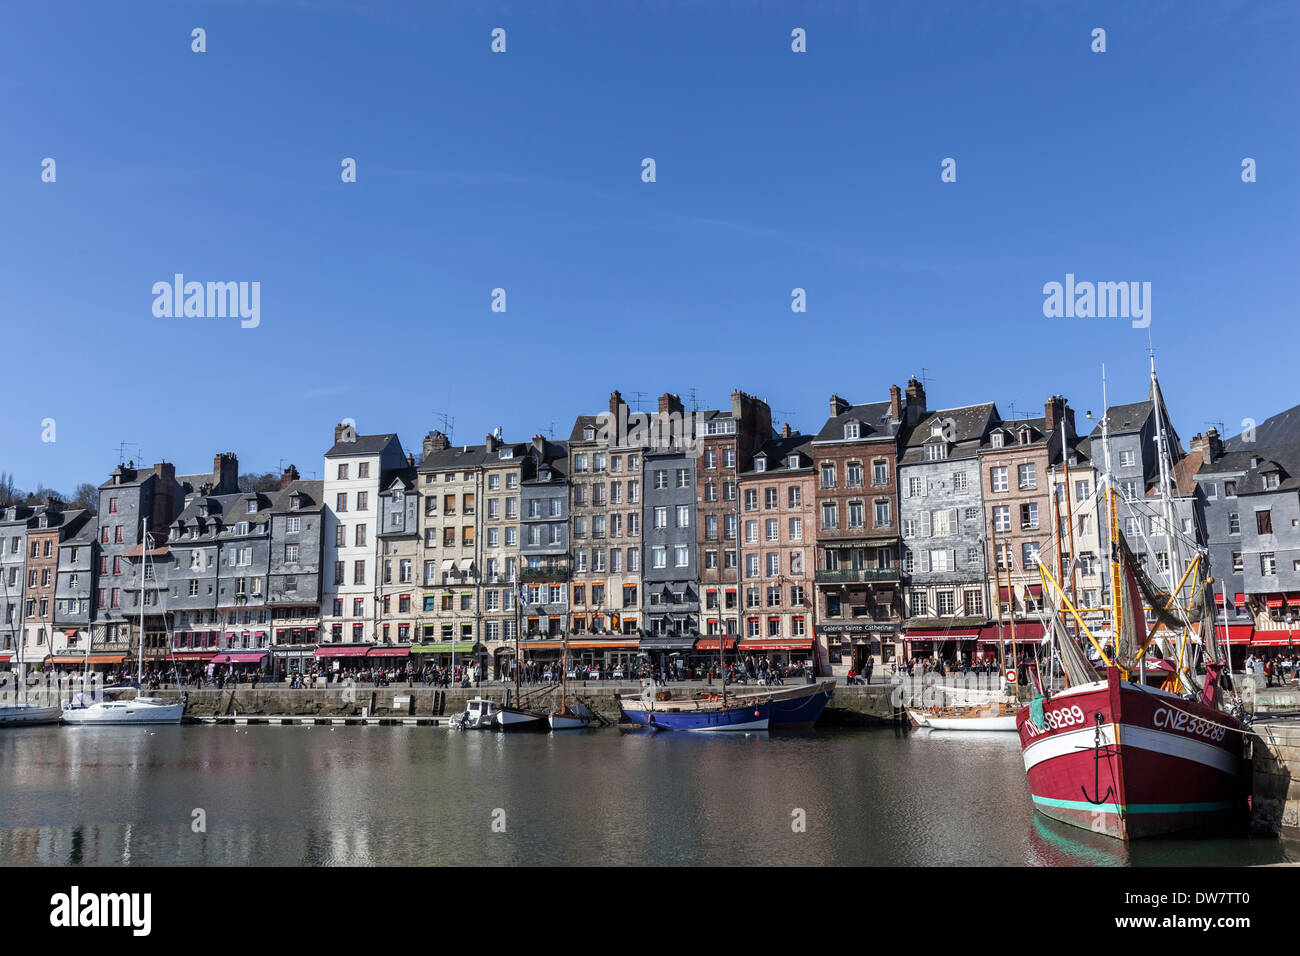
[246,500,257,514]
[929,420,946,438]
[499,448,514,459]
[290,494,302,510]
[1019,427,1031,445]
[925,443,948,461]
[235,521,249,535]
[539,470,551,482]
[844,423,861,440]
[754,458,767,472]
[991,432,1004,448]
[788,455,799,469]
[584,428,596,441]
[1264,473,1281,490]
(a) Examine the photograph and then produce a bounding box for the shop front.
[637,634,696,678]
[566,637,641,678]
[408,642,479,672]
[735,638,815,675]
[815,622,897,676]
[211,649,270,675]
[901,624,982,665]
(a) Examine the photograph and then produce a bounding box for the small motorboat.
[62,690,185,725]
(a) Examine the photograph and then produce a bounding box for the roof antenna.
[434,412,455,445]
[629,391,648,413]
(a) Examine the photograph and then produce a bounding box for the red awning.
[737,639,813,652]
[1289,595,1300,608]
[998,587,1011,600]
[368,647,410,658]
[171,651,218,660]
[978,621,1047,644]
[1253,629,1298,647]
[213,651,268,664]
[904,627,980,639]
[1267,596,1285,608]
[695,638,737,651]
[313,645,372,658]
[1234,593,1247,607]
[1221,625,1254,643]
[1025,584,1043,597]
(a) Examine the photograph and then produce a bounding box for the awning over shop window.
[977,621,1046,644]
[1252,629,1298,647]
[312,644,372,658]
[737,639,813,652]
[213,651,268,664]
[410,642,476,654]
[368,647,410,658]
[1234,593,1247,607]
[695,637,737,651]
[903,627,980,640]
[1266,595,1285,608]
[566,639,639,649]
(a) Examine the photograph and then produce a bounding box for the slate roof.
[899,403,997,465]
[813,400,898,443]
[569,415,602,443]
[1223,401,1300,453]
[1090,401,1152,438]
[325,433,401,459]
[271,480,324,511]
[740,434,814,476]
[418,444,489,472]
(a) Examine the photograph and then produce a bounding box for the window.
[1020,502,1038,530]
[764,487,777,509]
[846,462,863,488]
[744,489,758,511]
[652,547,667,569]
[1232,551,1243,573]
[1022,542,1041,567]
[1228,512,1240,535]
[1257,510,1274,535]
[872,460,889,485]
[285,544,299,562]
[990,467,1008,493]
[874,500,890,528]
[674,546,689,567]
[821,502,838,529]
[844,422,860,440]
[1120,450,1136,468]
[820,463,836,489]
[951,471,967,492]
[992,506,1011,533]
[907,476,923,498]
[789,517,802,540]
[336,493,348,512]
[1261,552,1277,577]
[1017,463,1036,490]
[936,591,955,615]
[909,590,928,616]
[653,470,668,490]
[1224,480,1237,497]
[676,469,690,488]
[925,444,947,461]
[848,502,864,529]
[1075,479,1091,501]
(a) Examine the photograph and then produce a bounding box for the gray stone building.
[897,401,998,660]
[641,393,699,651]
[516,437,567,661]
[54,512,98,656]
[0,505,35,662]
[267,475,325,676]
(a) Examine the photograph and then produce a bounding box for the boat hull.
[0,704,63,726]
[61,698,184,725]
[548,713,593,731]
[619,700,770,732]
[917,711,1018,731]
[1017,668,1246,840]
[493,707,547,731]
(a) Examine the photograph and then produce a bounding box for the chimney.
[485,433,499,454]
[423,431,450,459]
[43,495,62,513]
[334,423,348,442]
[406,452,415,468]
[532,434,546,457]
[889,385,902,424]
[1044,395,1065,436]
[153,461,176,529]
[278,464,300,490]
[781,423,792,439]
[829,394,850,418]
[904,378,926,420]
[658,393,683,416]
[610,390,625,420]
[213,453,238,494]
[1191,429,1224,464]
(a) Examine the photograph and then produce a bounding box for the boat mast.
[1148,352,1193,691]
[1098,366,1125,680]
[137,517,148,685]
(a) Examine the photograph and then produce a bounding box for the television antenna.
[628,391,648,413]
[115,441,141,466]
[434,412,455,444]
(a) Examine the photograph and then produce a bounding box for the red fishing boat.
[1018,362,1249,840]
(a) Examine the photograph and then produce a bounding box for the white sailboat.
[63,519,184,725]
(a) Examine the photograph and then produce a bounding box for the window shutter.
[950,550,957,571]
[920,551,931,573]
[950,509,959,533]
[920,511,932,537]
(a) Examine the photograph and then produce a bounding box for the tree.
[71,483,99,511]
[0,472,20,506]
[238,472,280,493]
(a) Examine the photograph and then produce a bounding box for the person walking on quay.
[865,658,874,684]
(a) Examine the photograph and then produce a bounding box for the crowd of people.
[1243,652,1300,688]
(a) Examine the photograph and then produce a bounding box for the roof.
[813,400,898,444]
[324,432,401,459]
[98,463,162,490]
[418,444,489,472]
[1232,442,1300,496]
[1223,401,1300,453]
[271,480,324,511]
[900,403,997,465]
[1090,401,1152,438]
[569,415,602,443]
[740,434,814,476]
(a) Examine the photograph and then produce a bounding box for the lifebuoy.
[1006,669,1017,684]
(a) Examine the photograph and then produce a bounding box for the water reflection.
[0,725,1292,866]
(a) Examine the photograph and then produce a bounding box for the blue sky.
[1,0,1296,492]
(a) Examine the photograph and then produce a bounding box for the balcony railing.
[520,566,566,582]
[814,568,901,584]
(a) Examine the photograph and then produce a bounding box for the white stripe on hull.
[690,717,769,732]
[1022,722,1239,776]
[923,713,1018,731]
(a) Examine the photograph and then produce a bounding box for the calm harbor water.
[1,724,1294,867]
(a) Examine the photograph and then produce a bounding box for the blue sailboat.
[617,692,771,732]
